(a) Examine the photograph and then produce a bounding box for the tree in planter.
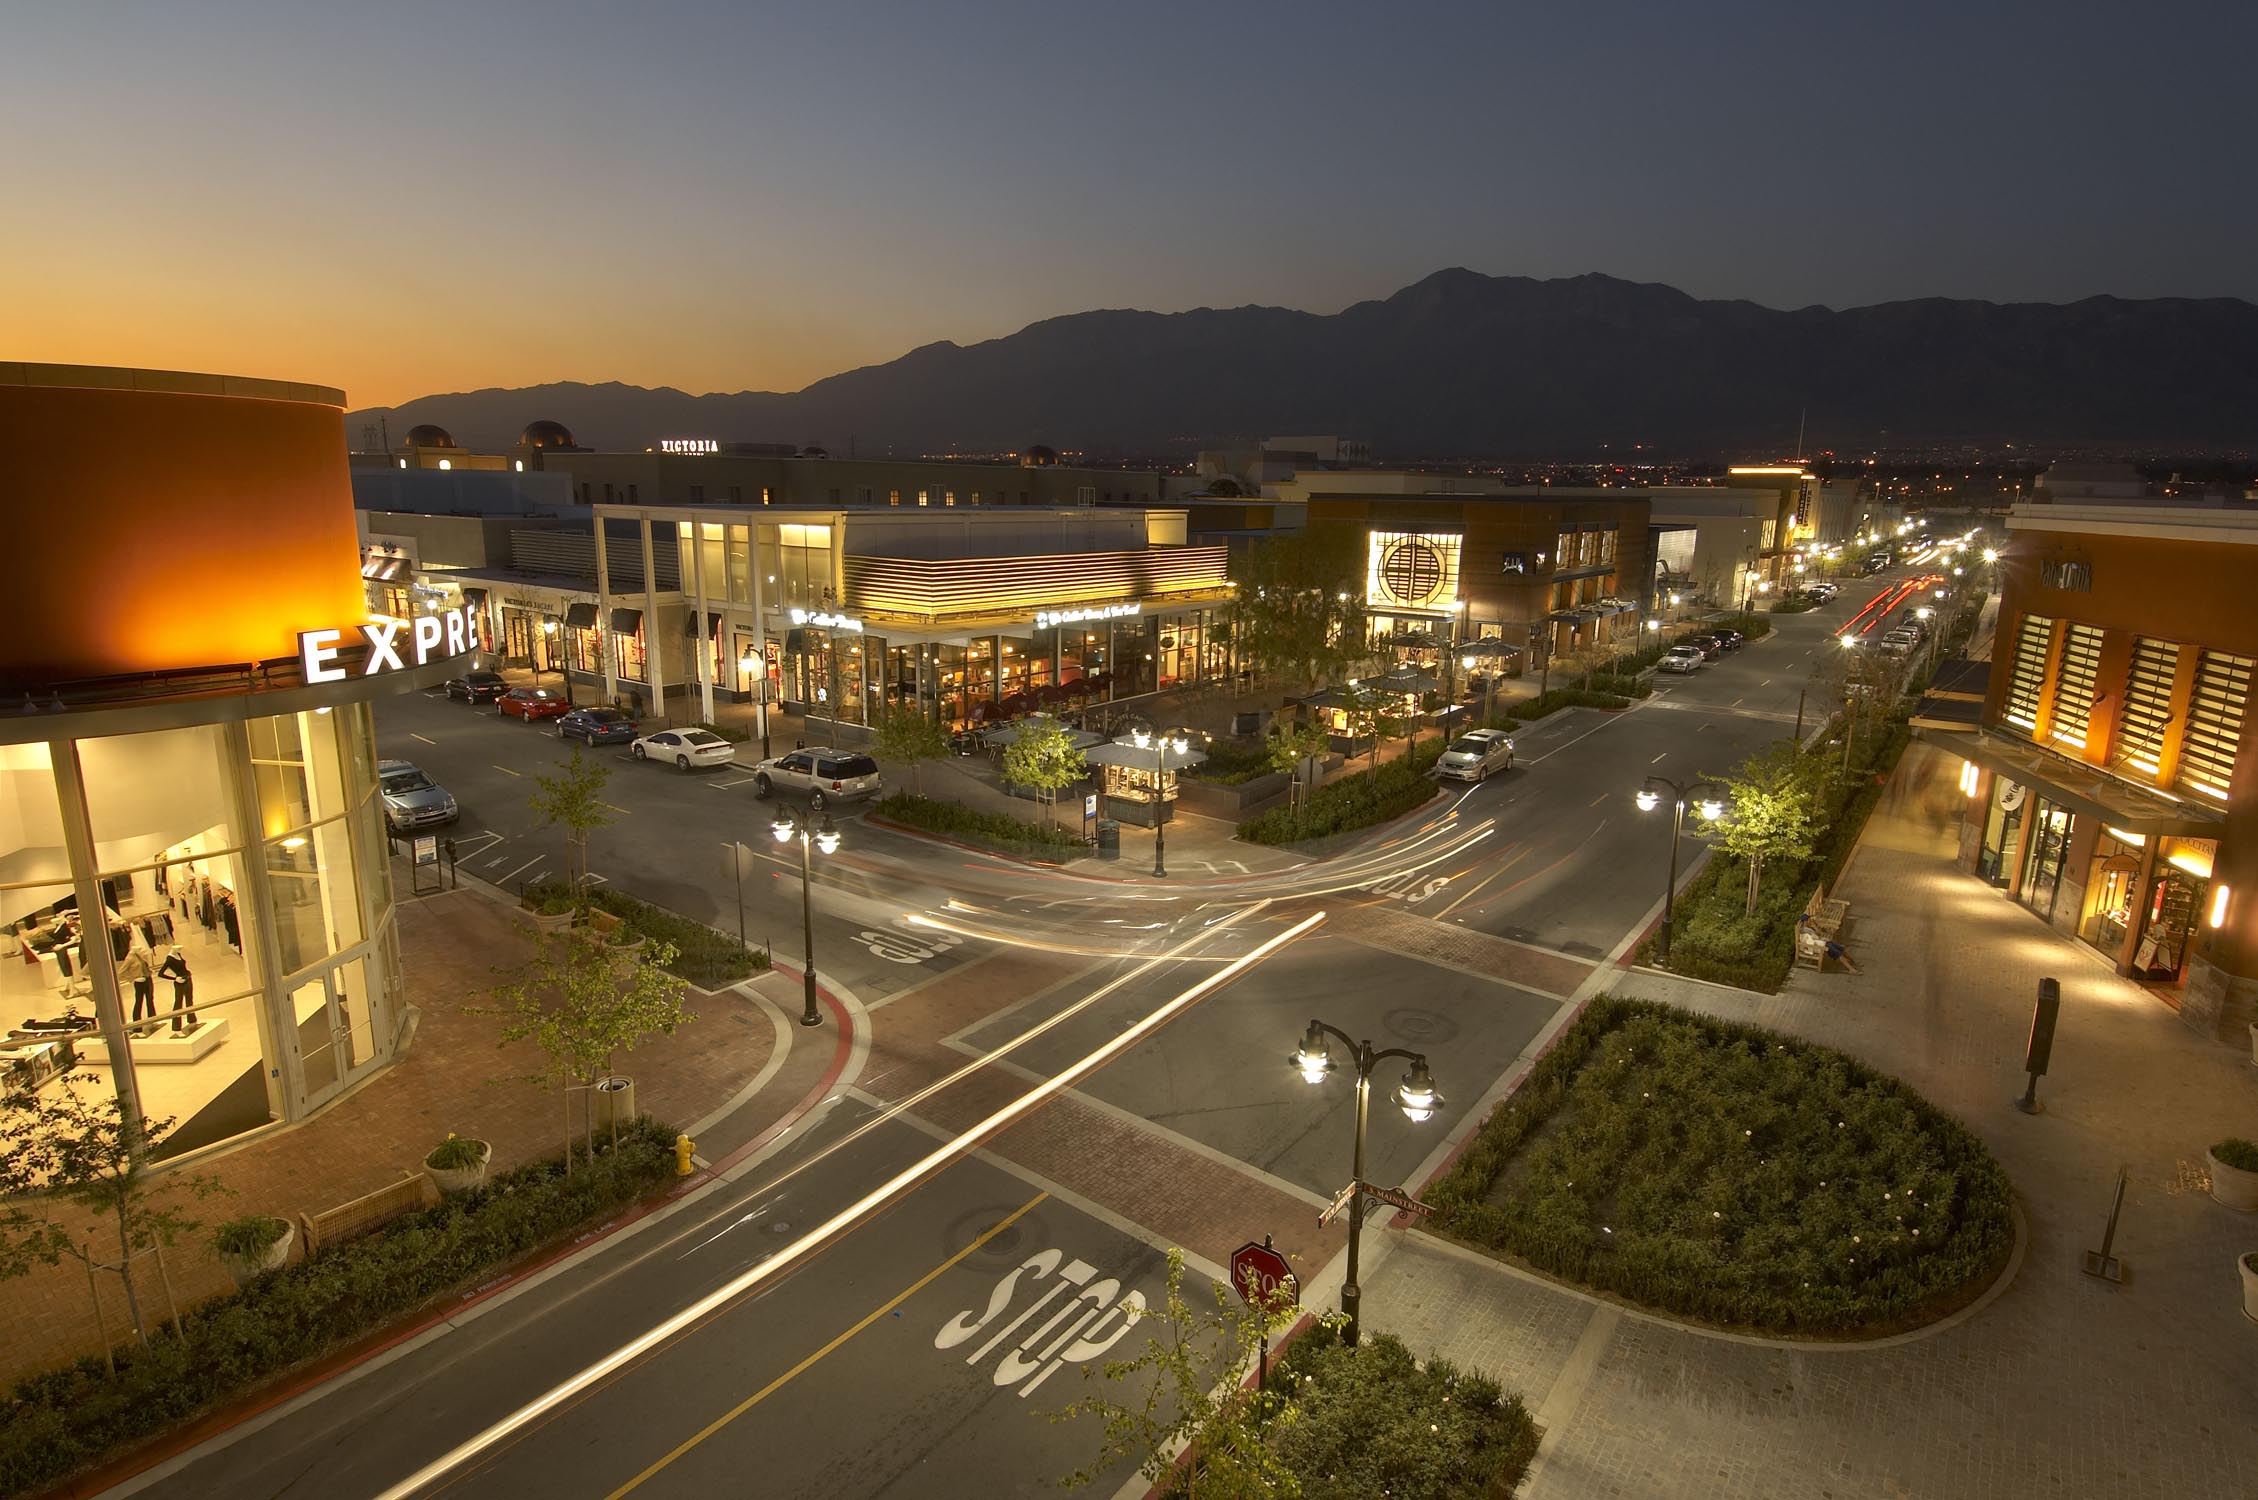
[872,701,952,797]
[1000,716,1087,829]
[477,931,694,1163]
[527,743,616,895]
[1266,719,1332,814]
[1225,528,1367,689]
[1055,1248,1313,1499]
[1712,741,1826,915]
[1339,685,1407,782]
[1814,646,1898,777]
[0,1089,226,1361]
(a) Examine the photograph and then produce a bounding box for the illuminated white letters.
[296,603,484,686]
[300,628,346,683]
[1034,602,1141,629]
[361,621,406,673]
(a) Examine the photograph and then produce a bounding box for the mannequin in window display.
[158,948,196,1034]
[118,946,155,1023]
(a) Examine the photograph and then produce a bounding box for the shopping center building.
[1921,500,2258,1039]
[1,365,476,1157]
[443,503,1238,733]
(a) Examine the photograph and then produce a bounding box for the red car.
[498,687,571,721]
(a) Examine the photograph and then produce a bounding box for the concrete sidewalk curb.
[51,980,862,1500]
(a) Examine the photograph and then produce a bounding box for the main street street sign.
[1362,1182,1436,1218]
[1228,1239,1299,1311]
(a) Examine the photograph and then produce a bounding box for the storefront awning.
[682,610,722,637]
[564,602,598,629]
[609,607,643,634]
[1926,727,2228,837]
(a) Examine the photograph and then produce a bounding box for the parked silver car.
[1660,645,1705,674]
[1434,728,1516,782]
[751,749,884,802]
[377,760,458,833]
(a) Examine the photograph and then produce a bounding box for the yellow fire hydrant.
[675,1133,696,1177]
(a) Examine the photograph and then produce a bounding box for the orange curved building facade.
[0,364,368,687]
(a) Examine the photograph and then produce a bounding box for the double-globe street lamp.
[1128,728,1189,879]
[770,803,840,1027]
[1290,1019,1443,1347]
[1636,776,1725,964]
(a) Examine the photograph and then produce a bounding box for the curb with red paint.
[40,982,858,1500]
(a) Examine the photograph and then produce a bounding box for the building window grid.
[2003,614,2053,734]
[2111,638,2179,776]
[2176,649,2252,801]
[2048,623,2104,749]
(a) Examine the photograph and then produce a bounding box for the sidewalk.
[1362,739,2258,1499]
[0,880,836,1386]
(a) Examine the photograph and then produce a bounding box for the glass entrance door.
[290,955,380,1107]
[2020,798,2075,922]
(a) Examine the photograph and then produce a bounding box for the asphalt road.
[130,1102,1178,1500]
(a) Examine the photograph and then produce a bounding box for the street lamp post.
[770,803,841,1027]
[1290,1019,1442,1348]
[1129,729,1187,879]
[1635,776,1725,964]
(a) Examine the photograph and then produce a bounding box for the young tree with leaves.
[478,932,693,1162]
[1339,685,1408,781]
[1000,716,1087,828]
[0,1090,225,1357]
[527,743,616,894]
[872,701,951,797]
[1713,742,1826,915]
[1056,1248,1314,1500]
[1226,528,1368,689]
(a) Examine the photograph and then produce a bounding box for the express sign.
[298,604,483,684]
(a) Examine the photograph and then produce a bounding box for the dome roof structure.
[520,419,575,449]
[403,423,456,449]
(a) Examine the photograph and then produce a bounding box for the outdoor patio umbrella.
[1371,667,1440,694]
[979,713,1105,750]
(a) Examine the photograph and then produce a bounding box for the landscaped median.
[871,792,1088,863]
[1423,997,2016,1337]
[1238,740,1447,845]
[0,1122,680,1498]
[523,879,769,989]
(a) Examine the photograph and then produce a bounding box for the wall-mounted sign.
[788,607,864,633]
[299,603,483,684]
[1366,532,1461,611]
[659,438,719,455]
[2039,559,2092,592]
[1501,552,1528,574]
[1036,602,1142,629]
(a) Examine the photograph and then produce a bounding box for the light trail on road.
[370,908,1330,1500]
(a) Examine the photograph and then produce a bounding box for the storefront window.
[567,625,603,675]
[2137,839,2215,983]
[727,524,752,604]
[2084,830,2144,958]
[2020,797,2075,921]
[1980,778,2025,886]
[615,627,648,683]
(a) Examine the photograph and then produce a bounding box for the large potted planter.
[2208,1138,2258,1212]
[523,894,579,934]
[2243,1251,2258,1322]
[425,1134,493,1195]
[592,1076,638,1134]
[214,1214,294,1288]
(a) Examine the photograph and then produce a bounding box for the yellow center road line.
[1587,792,1607,807]
[603,1191,1048,1499]
[492,764,523,777]
[410,732,436,744]
[600,802,631,815]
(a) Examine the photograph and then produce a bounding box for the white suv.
[1434,728,1516,782]
[752,750,884,803]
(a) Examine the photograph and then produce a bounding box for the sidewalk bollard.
[674,1134,696,1177]
[2082,1165,2128,1283]
[2014,977,2061,1115]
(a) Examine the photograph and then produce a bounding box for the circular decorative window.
[1380,539,1446,606]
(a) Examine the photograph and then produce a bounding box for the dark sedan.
[445,670,507,703]
[1683,634,1724,660]
[557,707,638,745]
[1712,628,1746,650]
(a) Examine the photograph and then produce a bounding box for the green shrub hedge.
[1424,997,2015,1335]
[1182,737,1274,787]
[1771,597,1818,613]
[1239,743,1443,845]
[0,1122,678,1497]
[875,792,1087,862]
[525,881,768,989]
[1271,1326,1538,1499]
[1503,688,1633,724]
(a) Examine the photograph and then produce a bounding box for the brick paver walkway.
[858,947,1349,1284]
[1,885,808,1384]
[1362,740,2258,1499]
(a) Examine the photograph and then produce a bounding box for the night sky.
[5,0,2251,408]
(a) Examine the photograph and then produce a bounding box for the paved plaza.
[1359,740,2258,1498]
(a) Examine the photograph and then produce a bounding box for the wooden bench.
[584,907,625,941]
[1794,888,1852,969]
[300,1170,436,1256]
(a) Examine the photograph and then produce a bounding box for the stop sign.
[1228,1240,1299,1311]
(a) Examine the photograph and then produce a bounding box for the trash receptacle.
[593,1076,638,1133]
[1233,710,1261,736]
[1095,820,1121,860]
